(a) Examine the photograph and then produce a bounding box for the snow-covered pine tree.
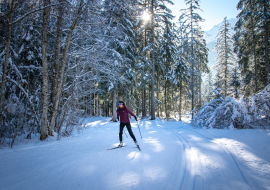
[202,71,214,103]
[194,26,209,109]
[159,17,177,118]
[0,0,20,131]
[234,0,270,96]
[230,62,241,98]
[179,0,207,118]
[174,19,190,120]
[102,0,138,121]
[257,0,270,86]
[213,17,235,99]
[235,0,259,93]
[135,0,174,118]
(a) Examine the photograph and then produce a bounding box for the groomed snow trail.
[0,117,270,190]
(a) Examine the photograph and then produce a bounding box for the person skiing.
[117,101,139,147]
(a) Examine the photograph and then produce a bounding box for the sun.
[142,11,151,21]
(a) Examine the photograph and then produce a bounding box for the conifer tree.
[230,63,241,98]
[203,71,214,103]
[179,0,207,118]
[214,17,235,98]
[137,0,174,119]
[234,0,270,95]
[174,19,189,120]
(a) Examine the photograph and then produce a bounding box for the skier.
[117,101,139,147]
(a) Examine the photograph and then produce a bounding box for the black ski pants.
[119,122,137,142]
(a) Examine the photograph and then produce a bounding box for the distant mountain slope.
[205,18,237,44]
[205,18,237,68]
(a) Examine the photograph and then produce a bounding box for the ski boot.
[135,141,141,151]
[118,141,123,147]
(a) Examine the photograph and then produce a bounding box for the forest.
[0,0,269,146]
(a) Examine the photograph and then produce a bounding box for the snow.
[25,32,31,41]
[0,117,270,190]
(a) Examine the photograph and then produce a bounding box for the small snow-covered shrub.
[59,109,81,137]
[247,85,270,128]
[192,85,270,129]
[204,97,246,129]
[192,99,223,128]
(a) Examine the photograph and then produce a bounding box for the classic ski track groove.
[179,127,249,185]
[171,130,195,190]
[165,129,185,190]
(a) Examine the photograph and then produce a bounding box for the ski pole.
[137,120,142,139]
[124,129,128,138]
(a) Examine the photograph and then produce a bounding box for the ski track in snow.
[1,117,270,190]
[170,130,195,190]
[170,128,250,190]
[178,127,248,183]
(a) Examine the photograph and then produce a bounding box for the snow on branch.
[6,76,39,124]
[192,85,270,129]
[10,3,61,25]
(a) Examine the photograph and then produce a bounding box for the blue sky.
[166,0,240,31]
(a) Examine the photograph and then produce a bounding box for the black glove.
[117,117,119,121]
[134,116,137,121]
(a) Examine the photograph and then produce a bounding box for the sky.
[166,0,240,31]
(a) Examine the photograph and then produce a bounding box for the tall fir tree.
[214,17,235,98]
[234,0,270,96]
[179,0,208,118]
[202,71,214,103]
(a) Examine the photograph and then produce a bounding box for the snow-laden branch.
[6,76,39,125]
[192,85,270,129]
[10,3,62,25]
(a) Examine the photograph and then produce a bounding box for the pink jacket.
[117,107,136,123]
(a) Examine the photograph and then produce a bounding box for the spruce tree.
[234,0,270,95]
[214,17,235,98]
[203,71,214,103]
[179,0,207,118]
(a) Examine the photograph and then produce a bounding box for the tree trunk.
[142,87,146,118]
[112,89,117,122]
[250,11,258,92]
[224,19,228,98]
[102,101,104,116]
[136,94,139,116]
[179,84,182,121]
[150,0,155,120]
[94,93,96,115]
[106,100,109,117]
[0,0,17,128]
[48,0,84,136]
[157,79,160,118]
[165,84,167,118]
[97,95,100,116]
[107,100,110,117]
[190,2,194,119]
[149,85,151,116]
[264,3,269,86]
[40,0,51,140]
[50,0,64,117]
[172,91,175,118]
[199,72,202,108]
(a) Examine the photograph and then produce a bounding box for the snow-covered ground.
[1,117,270,190]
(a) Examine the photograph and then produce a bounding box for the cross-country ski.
[107,145,127,150]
